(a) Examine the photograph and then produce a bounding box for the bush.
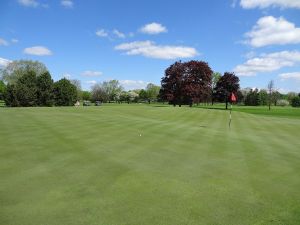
[277,99,289,107]
[291,96,300,107]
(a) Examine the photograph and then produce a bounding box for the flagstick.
[229,103,232,128]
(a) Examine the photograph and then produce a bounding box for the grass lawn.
[197,104,300,119]
[1,104,300,225]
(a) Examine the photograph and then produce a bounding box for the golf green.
[1,105,300,225]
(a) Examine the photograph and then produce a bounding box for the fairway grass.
[1,105,300,225]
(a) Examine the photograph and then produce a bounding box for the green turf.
[198,104,300,119]
[1,104,300,225]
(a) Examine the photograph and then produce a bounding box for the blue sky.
[1,0,300,92]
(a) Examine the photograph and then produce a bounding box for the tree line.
[1,59,300,108]
[159,61,240,109]
[159,60,300,108]
[0,61,77,107]
[0,60,161,106]
[89,80,160,104]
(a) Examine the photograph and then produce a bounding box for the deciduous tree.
[146,83,160,103]
[267,80,274,110]
[160,60,212,107]
[82,91,91,101]
[211,72,221,105]
[259,89,268,105]
[102,80,123,102]
[245,89,259,106]
[0,60,47,84]
[91,83,108,102]
[214,72,240,109]
[70,79,82,100]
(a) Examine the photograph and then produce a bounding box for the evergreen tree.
[245,89,260,106]
[53,78,77,106]
[0,80,6,100]
[15,71,37,107]
[4,84,19,107]
[37,72,54,106]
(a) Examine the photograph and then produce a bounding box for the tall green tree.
[37,72,54,106]
[91,83,109,102]
[82,91,91,101]
[211,72,221,105]
[4,84,19,107]
[272,91,281,106]
[146,83,160,103]
[267,80,274,110]
[0,60,48,84]
[15,71,38,107]
[287,92,297,104]
[139,89,148,102]
[0,80,6,100]
[214,72,240,109]
[53,78,77,106]
[245,89,260,106]
[259,89,268,105]
[102,80,123,102]
[291,96,300,107]
[70,79,82,100]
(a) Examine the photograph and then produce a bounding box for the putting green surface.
[1,105,300,225]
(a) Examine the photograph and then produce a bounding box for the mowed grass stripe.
[231,111,300,224]
[1,105,300,225]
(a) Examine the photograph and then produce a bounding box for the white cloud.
[81,70,103,77]
[113,29,126,38]
[140,22,167,35]
[115,41,198,60]
[11,39,19,43]
[240,0,300,9]
[234,51,300,76]
[86,80,97,85]
[245,16,300,47]
[61,0,73,8]
[23,46,52,56]
[96,29,108,37]
[18,0,39,7]
[244,51,256,59]
[0,38,9,46]
[279,72,300,81]
[0,57,11,67]
[119,80,149,90]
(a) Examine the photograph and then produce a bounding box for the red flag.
[230,92,237,102]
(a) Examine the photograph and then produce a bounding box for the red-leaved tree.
[160,61,212,107]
